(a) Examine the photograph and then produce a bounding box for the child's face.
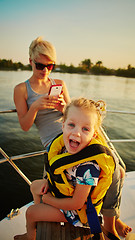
[62,106,97,154]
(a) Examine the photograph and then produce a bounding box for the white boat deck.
[120,171,135,239]
[0,171,135,240]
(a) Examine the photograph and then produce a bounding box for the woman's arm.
[14,83,60,131]
[42,183,91,210]
[14,83,39,131]
[14,83,55,131]
[14,80,70,131]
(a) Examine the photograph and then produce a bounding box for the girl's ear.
[62,121,65,131]
[29,58,32,65]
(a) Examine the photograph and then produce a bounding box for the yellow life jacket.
[45,133,115,224]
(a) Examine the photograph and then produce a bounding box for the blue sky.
[0,0,135,69]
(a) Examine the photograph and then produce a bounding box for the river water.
[0,71,135,220]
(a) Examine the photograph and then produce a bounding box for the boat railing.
[0,147,47,185]
[1,108,135,143]
[0,108,135,185]
[1,108,135,115]
[0,109,17,113]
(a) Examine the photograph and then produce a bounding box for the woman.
[14,36,70,149]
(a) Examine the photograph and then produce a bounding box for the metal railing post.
[0,147,31,185]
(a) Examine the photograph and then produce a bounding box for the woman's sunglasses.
[33,60,55,71]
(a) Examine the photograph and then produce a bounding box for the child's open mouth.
[69,139,80,148]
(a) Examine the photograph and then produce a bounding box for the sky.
[0,0,135,69]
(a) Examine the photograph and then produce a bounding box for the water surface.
[0,71,135,220]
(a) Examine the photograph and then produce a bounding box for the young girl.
[14,98,115,240]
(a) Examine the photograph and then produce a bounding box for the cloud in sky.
[0,0,135,69]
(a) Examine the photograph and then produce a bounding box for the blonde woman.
[14,36,70,149]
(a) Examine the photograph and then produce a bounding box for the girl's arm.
[42,183,92,210]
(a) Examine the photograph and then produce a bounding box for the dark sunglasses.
[33,60,55,71]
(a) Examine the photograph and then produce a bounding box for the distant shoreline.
[0,59,135,78]
[0,68,135,79]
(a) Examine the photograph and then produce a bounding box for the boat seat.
[36,221,91,240]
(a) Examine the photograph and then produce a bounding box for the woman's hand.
[54,94,66,113]
[32,95,62,111]
[35,94,66,113]
[32,95,55,111]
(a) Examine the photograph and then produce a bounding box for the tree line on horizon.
[0,58,135,78]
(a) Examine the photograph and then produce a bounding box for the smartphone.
[48,84,63,96]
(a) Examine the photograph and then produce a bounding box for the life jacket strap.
[87,196,102,234]
[86,197,120,240]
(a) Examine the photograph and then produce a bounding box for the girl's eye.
[68,123,75,127]
[83,127,89,131]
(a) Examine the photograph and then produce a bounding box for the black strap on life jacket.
[49,143,114,175]
[44,152,68,198]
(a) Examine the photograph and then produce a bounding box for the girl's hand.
[39,179,49,195]
[42,191,53,204]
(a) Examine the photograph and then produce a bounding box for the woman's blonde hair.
[29,36,56,63]
[63,98,106,132]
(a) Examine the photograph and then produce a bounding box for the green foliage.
[96,61,102,67]
[79,59,92,72]
[0,59,32,71]
[57,63,87,73]
[116,66,135,78]
[91,65,114,75]
[0,58,135,78]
